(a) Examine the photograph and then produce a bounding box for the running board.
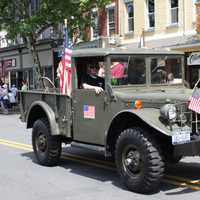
[71,142,105,153]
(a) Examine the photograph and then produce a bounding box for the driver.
[82,64,104,94]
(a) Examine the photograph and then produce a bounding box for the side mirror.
[106,83,116,101]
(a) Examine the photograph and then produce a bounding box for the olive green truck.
[20,47,200,194]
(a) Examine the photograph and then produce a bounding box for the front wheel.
[115,127,164,194]
[32,118,61,166]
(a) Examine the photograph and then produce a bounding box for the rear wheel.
[115,127,164,194]
[32,118,61,166]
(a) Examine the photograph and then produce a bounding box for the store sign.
[0,58,16,78]
[187,53,200,66]
[3,58,16,68]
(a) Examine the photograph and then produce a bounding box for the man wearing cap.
[82,64,104,94]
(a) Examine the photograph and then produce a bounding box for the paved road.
[0,114,200,200]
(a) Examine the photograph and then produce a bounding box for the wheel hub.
[124,149,141,174]
[37,134,47,152]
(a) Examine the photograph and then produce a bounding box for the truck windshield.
[110,55,183,86]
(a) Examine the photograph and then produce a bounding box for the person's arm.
[82,74,104,94]
[82,83,104,94]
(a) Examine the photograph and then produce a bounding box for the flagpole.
[64,19,68,48]
[142,28,145,47]
[64,18,77,95]
[194,78,200,89]
[190,78,200,97]
[64,19,67,27]
[138,28,145,48]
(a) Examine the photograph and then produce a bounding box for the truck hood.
[113,86,192,104]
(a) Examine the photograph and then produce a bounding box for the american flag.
[188,88,200,113]
[57,25,72,96]
[83,105,95,119]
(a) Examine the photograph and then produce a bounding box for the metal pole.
[196,112,198,133]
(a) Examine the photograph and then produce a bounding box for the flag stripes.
[57,27,73,96]
[188,88,200,114]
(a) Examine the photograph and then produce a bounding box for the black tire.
[32,118,61,166]
[115,127,164,194]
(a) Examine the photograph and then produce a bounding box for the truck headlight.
[160,104,177,121]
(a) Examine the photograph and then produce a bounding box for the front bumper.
[174,138,200,156]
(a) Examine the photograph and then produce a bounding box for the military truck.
[20,47,200,194]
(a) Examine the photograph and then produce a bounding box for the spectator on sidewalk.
[0,79,3,87]
[10,84,18,98]
[21,80,28,91]
[0,84,9,114]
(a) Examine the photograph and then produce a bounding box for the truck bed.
[19,90,72,137]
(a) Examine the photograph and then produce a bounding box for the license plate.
[172,132,191,145]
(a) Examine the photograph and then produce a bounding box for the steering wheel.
[39,77,56,92]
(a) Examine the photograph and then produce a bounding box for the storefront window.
[10,71,17,86]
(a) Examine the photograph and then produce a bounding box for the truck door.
[72,89,107,145]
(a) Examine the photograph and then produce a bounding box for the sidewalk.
[0,104,20,115]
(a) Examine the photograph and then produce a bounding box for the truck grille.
[175,102,200,135]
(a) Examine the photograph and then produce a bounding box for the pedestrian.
[0,79,3,87]
[21,80,28,91]
[0,84,4,110]
[10,84,18,98]
[0,84,9,114]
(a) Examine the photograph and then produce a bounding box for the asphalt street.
[0,114,200,200]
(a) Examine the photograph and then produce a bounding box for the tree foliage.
[0,0,111,40]
[0,0,111,86]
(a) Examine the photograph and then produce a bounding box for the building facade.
[118,0,197,49]
[84,0,199,50]
[1,0,200,88]
[0,40,59,89]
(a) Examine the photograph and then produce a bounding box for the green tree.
[0,0,111,87]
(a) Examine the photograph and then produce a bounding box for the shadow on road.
[21,148,200,196]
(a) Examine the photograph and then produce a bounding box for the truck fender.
[26,101,59,136]
[105,108,171,154]
[127,108,170,135]
[107,108,170,138]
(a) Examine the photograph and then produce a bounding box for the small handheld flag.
[188,87,200,113]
